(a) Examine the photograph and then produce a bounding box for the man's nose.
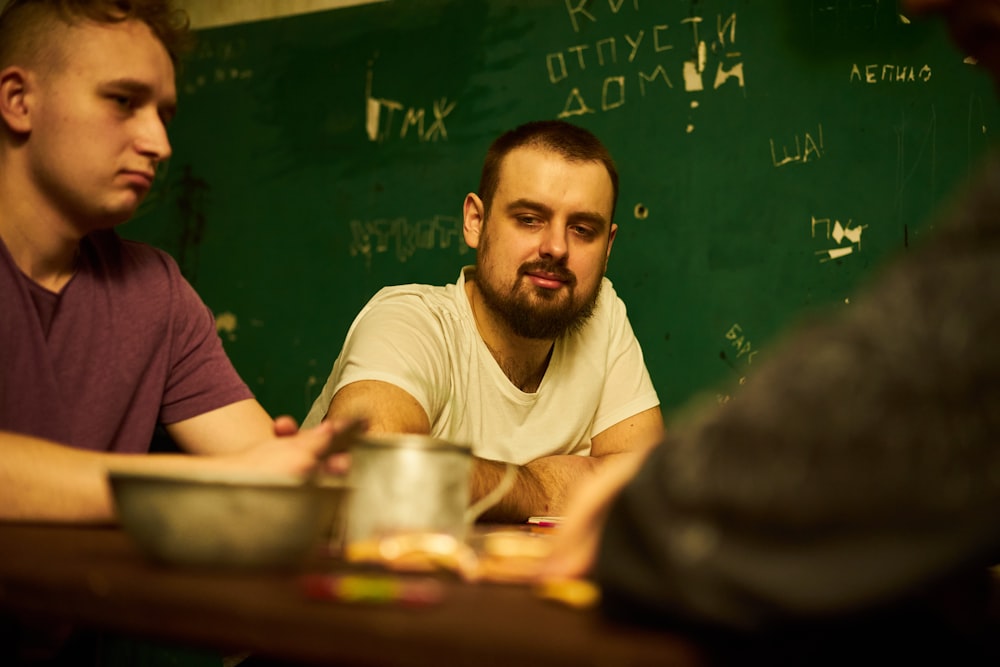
[539,222,568,259]
[135,111,172,163]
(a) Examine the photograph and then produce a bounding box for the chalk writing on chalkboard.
[191,36,248,63]
[715,322,757,404]
[724,323,759,366]
[770,124,825,168]
[365,57,456,142]
[182,68,254,96]
[180,37,254,95]
[563,0,640,33]
[850,63,932,84]
[549,9,744,122]
[812,216,867,263]
[349,214,467,264]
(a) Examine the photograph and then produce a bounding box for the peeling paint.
[215,311,238,341]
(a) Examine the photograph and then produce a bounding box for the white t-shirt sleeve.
[301,289,453,427]
[590,292,660,437]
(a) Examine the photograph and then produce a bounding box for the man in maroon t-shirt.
[0,0,349,522]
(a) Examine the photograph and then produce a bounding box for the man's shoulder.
[599,275,622,302]
[592,276,630,320]
[348,280,471,346]
[79,233,203,317]
[553,277,636,354]
[365,281,463,314]
[82,231,181,276]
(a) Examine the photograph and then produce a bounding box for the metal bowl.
[108,469,350,569]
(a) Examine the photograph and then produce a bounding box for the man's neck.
[465,277,555,393]
[0,180,83,293]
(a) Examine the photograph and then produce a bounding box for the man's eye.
[112,95,134,109]
[571,225,596,239]
[517,215,541,226]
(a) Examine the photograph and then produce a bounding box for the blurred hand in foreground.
[538,447,655,580]
[215,416,363,478]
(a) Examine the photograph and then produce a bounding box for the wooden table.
[0,523,705,666]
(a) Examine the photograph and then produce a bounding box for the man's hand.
[279,414,363,476]
[538,447,654,580]
[218,416,362,478]
[470,406,664,523]
[0,412,362,522]
[471,454,600,522]
[272,414,300,437]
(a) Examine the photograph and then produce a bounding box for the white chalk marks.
[811,216,867,262]
[770,125,825,168]
[348,214,467,263]
[365,56,456,143]
[550,2,745,130]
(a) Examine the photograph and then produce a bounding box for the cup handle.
[465,462,517,524]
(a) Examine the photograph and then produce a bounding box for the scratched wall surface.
[124,0,999,421]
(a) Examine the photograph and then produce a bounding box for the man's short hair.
[478,119,620,224]
[0,0,192,69]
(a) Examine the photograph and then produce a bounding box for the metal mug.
[344,433,515,545]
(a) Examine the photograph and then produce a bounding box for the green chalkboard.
[124,0,999,421]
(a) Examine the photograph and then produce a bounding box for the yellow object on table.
[536,578,601,610]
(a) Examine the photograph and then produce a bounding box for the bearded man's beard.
[474,260,601,340]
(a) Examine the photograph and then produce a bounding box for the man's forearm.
[0,432,118,522]
[0,433,222,522]
[471,454,610,523]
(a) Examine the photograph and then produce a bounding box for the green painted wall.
[124,0,999,421]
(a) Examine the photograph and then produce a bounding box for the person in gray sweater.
[542,0,1000,662]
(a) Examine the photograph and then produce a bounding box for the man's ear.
[607,222,618,258]
[463,193,485,249]
[0,66,32,135]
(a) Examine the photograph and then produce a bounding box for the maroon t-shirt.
[0,230,253,453]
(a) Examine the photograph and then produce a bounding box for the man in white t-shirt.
[304,120,664,522]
